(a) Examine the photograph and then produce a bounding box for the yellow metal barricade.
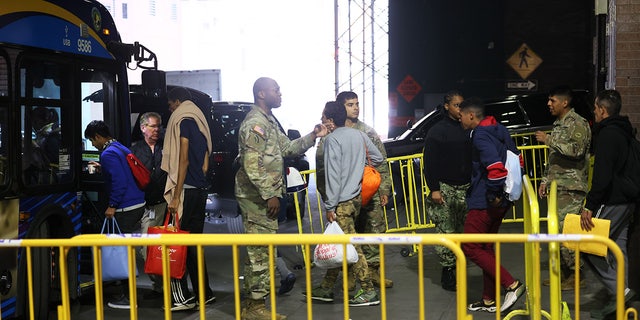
[2,230,635,320]
[384,153,434,234]
[546,180,563,320]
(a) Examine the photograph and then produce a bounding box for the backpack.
[616,132,640,200]
[111,144,151,190]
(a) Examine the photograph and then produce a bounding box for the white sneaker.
[501,280,525,312]
[165,297,196,311]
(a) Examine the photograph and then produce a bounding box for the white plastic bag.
[504,149,523,201]
[313,221,359,269]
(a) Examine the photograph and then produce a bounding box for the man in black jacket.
[580,89,637,319]
[130,112,167,298]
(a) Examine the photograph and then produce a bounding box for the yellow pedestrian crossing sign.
[506,43,542,80]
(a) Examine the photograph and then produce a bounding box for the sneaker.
[196,294,216,309]
[278,273,296,295]
[107,295,132,310]
[593,289,637,319]
[468,300,496,312]
[348,289,380,307]
[166,297,196,311]
[302,286,334,303]
[501,280,525,312]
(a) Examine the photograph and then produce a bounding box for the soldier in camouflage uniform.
[535,86,591,290]
[235,77,327,320]
[339,91,394,289]
[423,91,471,291]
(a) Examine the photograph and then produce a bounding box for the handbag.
[313,221,359,269]
[562,213,611,257]
[361,137,381,206]
[98,218,137,281]
[144,211,189,279]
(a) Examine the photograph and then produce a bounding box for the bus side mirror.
[142,70,166,100]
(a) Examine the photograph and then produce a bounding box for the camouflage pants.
[556,190,586,271]
[356,191,387,267]
[428,183,469,267]
[238,197,279,300]
[321,195,374,291]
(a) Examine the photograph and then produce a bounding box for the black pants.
[171,189,213,302]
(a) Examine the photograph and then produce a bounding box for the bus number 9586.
[77,39,92,53]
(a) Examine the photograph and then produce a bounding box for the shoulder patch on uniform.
[253,125,265,136]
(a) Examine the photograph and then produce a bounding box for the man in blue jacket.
[458,98,525,313]
[84,120,146,309]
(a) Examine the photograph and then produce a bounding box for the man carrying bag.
[84,120,145,310]
[579,90,637,319]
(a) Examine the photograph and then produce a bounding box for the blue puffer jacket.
[466,117,519,210]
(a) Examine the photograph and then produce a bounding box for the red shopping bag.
[144,211,189,279]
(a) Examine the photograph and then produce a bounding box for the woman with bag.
[304,101,384,307]
[84,121,146,310]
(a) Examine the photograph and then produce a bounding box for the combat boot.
[241,299,287,320]
[542,271,586,290]
[441,266,456,291]
[369,267,393,288]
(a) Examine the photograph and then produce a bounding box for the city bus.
[0,1,163,318]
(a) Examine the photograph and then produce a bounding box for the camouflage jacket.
[315,120,390,200]
[542,108,591,192]
[235,106,316,200]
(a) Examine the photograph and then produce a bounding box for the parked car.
[383,90,594,158]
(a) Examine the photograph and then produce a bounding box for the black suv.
[383,90,594,158]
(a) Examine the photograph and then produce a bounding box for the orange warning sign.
[396,75,422,103]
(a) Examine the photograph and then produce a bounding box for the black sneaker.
[593,289,637,319]
[278,273,296,295]
[107,295,132,310]
[468,300,496,312]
